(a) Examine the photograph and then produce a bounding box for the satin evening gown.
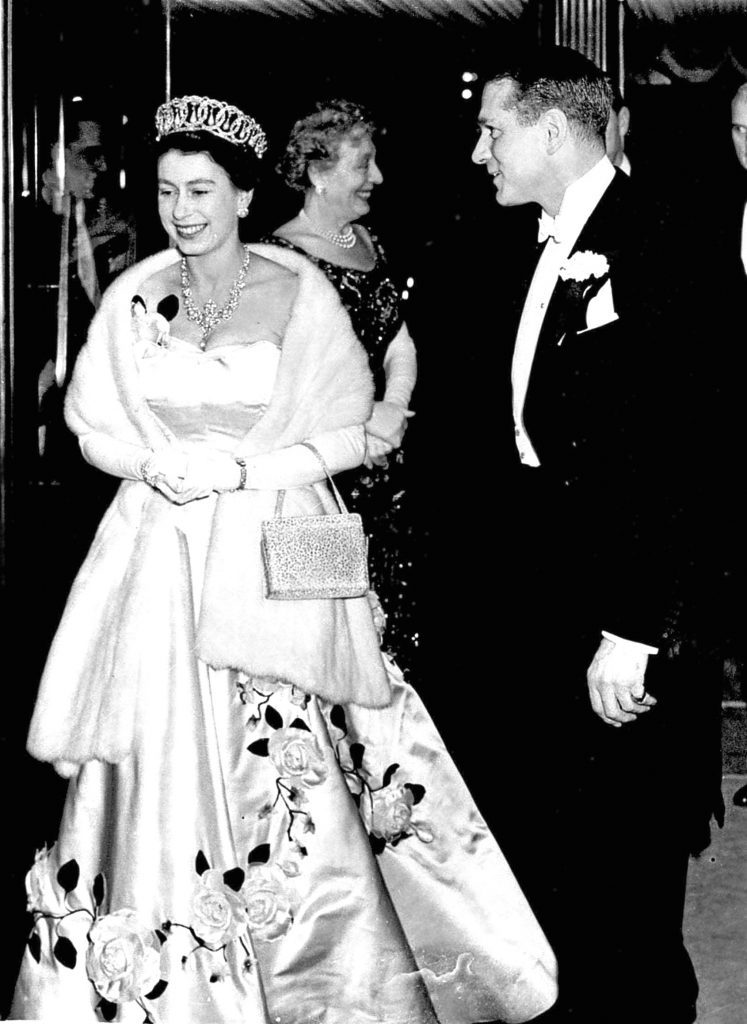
[12,333,557,1024]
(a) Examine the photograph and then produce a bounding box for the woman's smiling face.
[157,149,248,255]
[314,131,383,222]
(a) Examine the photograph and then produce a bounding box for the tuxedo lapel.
[535,171,627,351]
[521,172,630,459]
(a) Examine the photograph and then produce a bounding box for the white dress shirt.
[511,156,615,467]
[740,201,747,275]
[511,156,658,656]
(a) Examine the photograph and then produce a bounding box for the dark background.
[3,0,747,1014]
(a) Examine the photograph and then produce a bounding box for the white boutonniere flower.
[556,250,616,345]
[559,250,609,283]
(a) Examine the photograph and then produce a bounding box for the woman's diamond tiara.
[155,95,267,158]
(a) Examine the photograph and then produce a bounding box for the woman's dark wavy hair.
[488,47,613,145]
[155,131,260,191]
[276,99,377,192]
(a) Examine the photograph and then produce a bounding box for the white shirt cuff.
[601,630,659,656]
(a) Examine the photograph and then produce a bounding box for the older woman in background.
[264,99,419,674]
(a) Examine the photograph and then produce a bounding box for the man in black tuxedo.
[469,48,722,1024]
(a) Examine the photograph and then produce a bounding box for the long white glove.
[239,425,366,489]
[382,322,417,410]
[79,432,159,482]
[78,424,366,502]
[365,322,417,466]
[79,432,194,500]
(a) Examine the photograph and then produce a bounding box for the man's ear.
[618,105,631,143]
[541,108,569,155]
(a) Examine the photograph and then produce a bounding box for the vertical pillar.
[165,0,172,102]
[0,0,14,586]
[554,0,627,86]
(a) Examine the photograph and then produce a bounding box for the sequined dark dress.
[263,232,419,674]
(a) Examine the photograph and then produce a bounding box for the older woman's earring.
[315,184,326,196]
[237,204,249,219]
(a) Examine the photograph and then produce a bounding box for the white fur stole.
[28,246,390,774]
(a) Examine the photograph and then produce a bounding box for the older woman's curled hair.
[277,98,377,191]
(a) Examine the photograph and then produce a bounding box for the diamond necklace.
[180,243,252,350]
[301,210,357,249]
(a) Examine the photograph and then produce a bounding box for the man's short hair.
[487,47,613,146]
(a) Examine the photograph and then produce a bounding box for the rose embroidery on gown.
[13,317,558,1024]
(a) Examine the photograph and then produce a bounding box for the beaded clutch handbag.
[261,442,369,600]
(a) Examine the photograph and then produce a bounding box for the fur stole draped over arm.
[196,244,389,707]
[27,245,390,774]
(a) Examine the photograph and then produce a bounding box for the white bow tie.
[537,210,563,244]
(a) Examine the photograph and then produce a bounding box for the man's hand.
[586,637,657,727]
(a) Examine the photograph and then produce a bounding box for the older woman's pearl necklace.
[301,210,357,249]
[180,244,252,350]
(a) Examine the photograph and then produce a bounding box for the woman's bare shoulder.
[250,251,298,283]
[246,254,299,319]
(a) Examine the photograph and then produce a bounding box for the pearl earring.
[315,184,326,197]
[237,206,249,219]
